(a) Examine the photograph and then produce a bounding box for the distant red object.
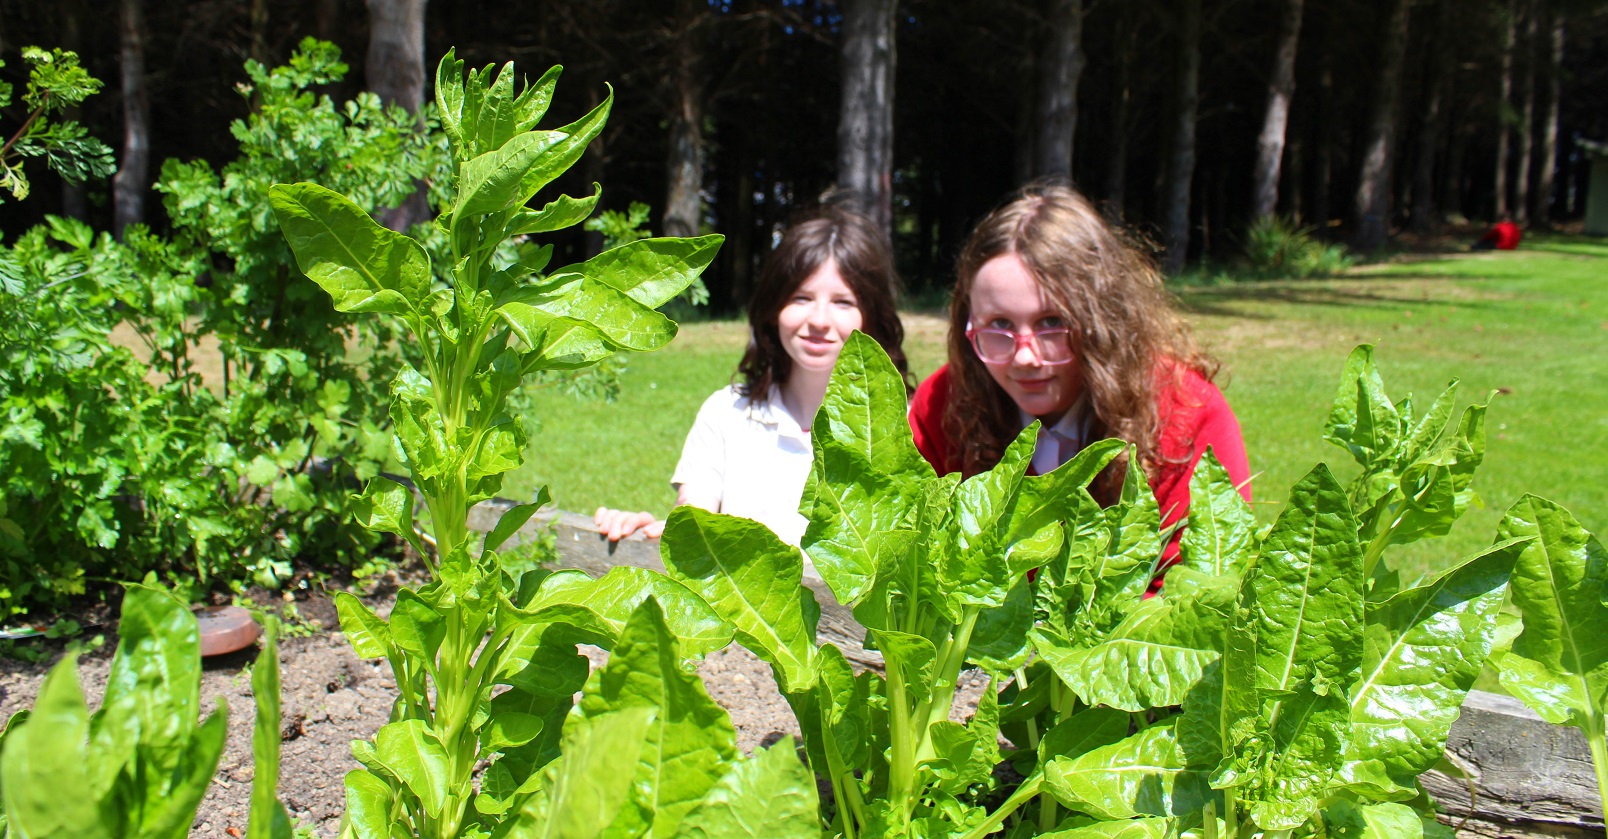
[1475,220,1522,251]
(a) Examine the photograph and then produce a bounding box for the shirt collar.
[1019,393,1090,443]
[750,384,811,440]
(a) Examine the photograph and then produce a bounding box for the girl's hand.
[593,507,665,542]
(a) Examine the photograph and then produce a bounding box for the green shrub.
[0,40,449,616]
[1243,215,1352,279]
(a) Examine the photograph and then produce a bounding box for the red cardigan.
[908,363,1251,576]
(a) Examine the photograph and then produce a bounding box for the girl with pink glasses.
[908,184,1250,582]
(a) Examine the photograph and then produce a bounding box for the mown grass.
[506,236,1608,583]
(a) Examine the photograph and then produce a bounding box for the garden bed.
[0,504,1598,838]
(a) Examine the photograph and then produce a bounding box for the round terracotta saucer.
[195,606,262,656]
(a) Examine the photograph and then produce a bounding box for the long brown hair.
[943,183,1217,500]
[738,206,912,397]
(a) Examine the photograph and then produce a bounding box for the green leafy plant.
[496,600,820,837]
[1242,216,1351,279]
[152,37,451,584]
[1323,344,1488,585]
[272,50,731,838]
[658,331,1124,837]
[965,348,1512,838]
[656,334,1516,838]
[0,41,448,616]
[0,46,115,203]
[0,582,291,838]
[1491,497,1608,812]
[584,201,653,249]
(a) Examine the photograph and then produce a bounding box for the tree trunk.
[1251,0,1304,220]
[1411,0,1452,233]
[1349,0,1411,251]
[1162,0,1202,274]
[1033,0,1085,178]
[836,0,897,241]
[315,0,341,42]
[112,0,149,239]
[663,0,706,239]
[365,0,428,231]
[1532,10,1563,228]
[59,0,87,220]
[250,0,270,66]
[728,127,756,308]
[1312,57,1334,227]
[1494,0,1517,218]
[1513,1,1537,224]
[1103,6,1136,218]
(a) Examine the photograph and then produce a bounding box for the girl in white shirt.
[595,205,912,543]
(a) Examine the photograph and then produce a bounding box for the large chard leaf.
[1043,577,1234,712]
[498,274,680,354]
[455,129,570,218]
[676,738,820,839]
[268,182,431,316]
[800,331,932,605]
[1002,438,1125,549]
[498,565,734,664]
[662,506,819,692]
[502,707,657,839]
[1213,464,1364,830]
[1323,800,1454,838]
[573,599,739,836]
[1041,721,1212,821]
[0,654,103,838]
[1346,537,1522,785]
[557,235,726,310]
[939,423,1037,611]
[1496,496,1608,728]
[1,586,228,839]
[1176,448,1255,579]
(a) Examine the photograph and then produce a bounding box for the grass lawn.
[506,236,1607,583]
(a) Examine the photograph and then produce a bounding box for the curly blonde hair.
[942,184,1217,501]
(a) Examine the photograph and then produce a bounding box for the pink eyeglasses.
[964,323,1075,365]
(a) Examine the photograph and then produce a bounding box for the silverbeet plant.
[659,331,1126,838]
[967,348,1518,838]
[0,583,291,839]
[270,52,815,839]
[661,334,1526,838]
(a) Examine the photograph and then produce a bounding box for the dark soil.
[0,574,989,838]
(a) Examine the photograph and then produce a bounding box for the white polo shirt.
[670,385,813,546]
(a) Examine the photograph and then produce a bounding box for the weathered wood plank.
[1426,690,1604,838]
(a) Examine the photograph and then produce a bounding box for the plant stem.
[887,663,916,827]
[958,775,1041,839]
[819,695,860,839]
[1361,510,1401,577]
[1586,712,1608,821]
